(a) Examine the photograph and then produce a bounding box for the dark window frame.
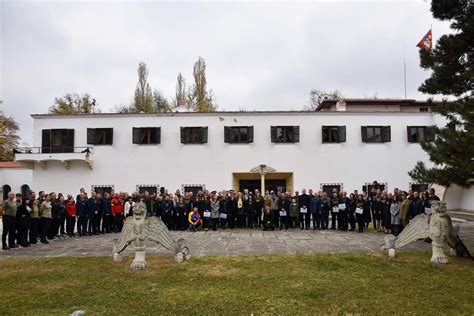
[41,129,75,153]
[407,126,435,143]
[132,127,161,145]
[137,185,159,195]
[180,127,208,144]
[322,126,346,143]
[87,128,113,145]
[224,126,254,144]
[271,126,300,143]
[361,126,391,143]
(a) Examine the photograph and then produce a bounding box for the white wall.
[444,185,474,212]
[0,168,33,201]
[26,111,437,196]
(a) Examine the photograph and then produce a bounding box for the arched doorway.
[2,185,11,200]
[21,184,31,198]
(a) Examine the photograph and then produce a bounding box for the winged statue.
[381,201,472,264]
[113,201,190,270]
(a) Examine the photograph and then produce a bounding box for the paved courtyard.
[2,211,473,259]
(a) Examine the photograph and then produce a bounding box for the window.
[224,126,254,143]
[181,127,208,144]
[361,126,390,143]
[321,184,342,197]
[132,127,161,145]
[21,185,31,198]
[362,183,386,193]
[407,126,435,143]
[87,128,113,145]
[182,185,204,195]
[92,185,114,196]
[2,185,11,201]
[271,126,300,143]
[42,129,75,153]
[322,126,346,143]
[137,185,159,195]
[410,183,429,192]
[419,107,429,112]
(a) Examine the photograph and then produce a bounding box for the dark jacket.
[298,194,311,209]
[76,199,88,217]
[310,196,321,215]
[87,198,100,216]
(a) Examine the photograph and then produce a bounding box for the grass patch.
[0,252,473,315]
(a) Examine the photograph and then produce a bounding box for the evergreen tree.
[409,0,473,188]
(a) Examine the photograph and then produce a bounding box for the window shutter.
[155,127,161,144]
[180,127,186,144]
[224,126,231,143]
[293,126,300,143]
[338,126,346,143]
[66,129,75,152]
[201,127,208,144]
[382,126,391,143]
[42,129,51,153]
[361,126,367,143]
[132,127,141,144]
[247,126,254,143]
[407,126,413,143]
[426,126,435,142]
[107,128,114,145]
[270,126,277,143]
[87,128,96,145]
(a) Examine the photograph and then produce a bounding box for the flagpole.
[403,43,407,99]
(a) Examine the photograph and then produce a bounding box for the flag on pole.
[416,28,432,50]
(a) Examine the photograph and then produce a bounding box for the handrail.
[13,146,94,154]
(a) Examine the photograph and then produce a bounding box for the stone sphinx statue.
[382,201,472,264]
[113,201,190,271]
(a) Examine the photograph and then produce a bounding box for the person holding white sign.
[330,192,340,230]
[355,194,365,233]
[210,196,220,231]
[278,193,290,230]
[338,191,350,231]
[298,189,311,230]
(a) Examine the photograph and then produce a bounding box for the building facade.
[0,162,33,201]
[14,99,445,198]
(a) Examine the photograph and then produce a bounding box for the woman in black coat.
[16,197,31,247]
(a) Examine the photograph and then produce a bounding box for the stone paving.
[1,211,473,259]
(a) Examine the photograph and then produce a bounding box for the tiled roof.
[0,161,25,168]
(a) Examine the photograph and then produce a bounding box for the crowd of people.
[1,182,440,251]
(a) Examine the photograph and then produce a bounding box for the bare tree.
[306,89,342,110]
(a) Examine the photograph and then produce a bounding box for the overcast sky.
[1,0,452,144]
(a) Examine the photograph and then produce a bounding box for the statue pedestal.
[388,248,396,258]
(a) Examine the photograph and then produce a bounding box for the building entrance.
[232,171,293,194]
[239,179,286,193]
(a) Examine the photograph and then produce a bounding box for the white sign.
[338,203,346,210]
[300,208,307,214]
[203,211,211,218]
[279,211,287,217]
[332,206,339,213]
[356,207,363,214]
[424,207,432,214]
[219,213,227,219]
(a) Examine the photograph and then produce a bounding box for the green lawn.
[1,252,473,315]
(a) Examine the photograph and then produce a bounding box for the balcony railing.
[14,146,93,155]
[14,146,94,170]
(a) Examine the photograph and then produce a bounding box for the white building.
[12,98,472,211]
[0,162,33,201]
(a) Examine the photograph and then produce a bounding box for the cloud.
[1,1,452,143]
